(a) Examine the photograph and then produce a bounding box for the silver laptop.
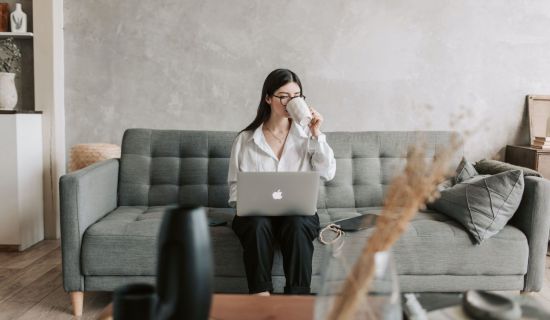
[236,172,320,216]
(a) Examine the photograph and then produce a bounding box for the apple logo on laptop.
[272,189,283,200]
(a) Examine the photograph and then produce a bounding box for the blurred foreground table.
[210,294,314,320]
[99,293,315,320]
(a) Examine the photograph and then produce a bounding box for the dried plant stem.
[327,140,458,320]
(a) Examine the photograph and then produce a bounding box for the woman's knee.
[233,216,273,238]
[248,216,272,229]
[280,215,316,236]
[281,215,319,240]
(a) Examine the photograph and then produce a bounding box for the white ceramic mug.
[286,97,312,127]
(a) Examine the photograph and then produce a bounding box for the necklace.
[265,126,288,144]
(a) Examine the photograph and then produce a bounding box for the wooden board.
[527,95,550,143]
[210,294,314,320]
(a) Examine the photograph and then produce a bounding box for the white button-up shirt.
[227,121,336,208]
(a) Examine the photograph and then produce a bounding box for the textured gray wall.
[65,0,550,160]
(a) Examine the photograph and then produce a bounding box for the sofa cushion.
[313,208,527,276]
[118,130,236,208]
[391,210,527,275]
[82,207,528,278]
[118,129,461,210]
[474,159,542,177]
[81,206,241,277]
[429,170,525,244]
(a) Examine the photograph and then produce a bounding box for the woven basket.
[69,143,121,172]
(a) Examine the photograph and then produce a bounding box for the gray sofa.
[60,129,550,309]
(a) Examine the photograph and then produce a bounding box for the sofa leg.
[70,291,84,316]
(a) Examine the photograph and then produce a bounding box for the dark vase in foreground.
[113,207,213,320]
[156,207,214,320]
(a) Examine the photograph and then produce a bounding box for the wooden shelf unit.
[0,32,33,39]
[505,145,550,179]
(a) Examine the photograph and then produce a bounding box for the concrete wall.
[64,0,550,160]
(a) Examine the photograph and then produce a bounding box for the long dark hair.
[240,69,303,133]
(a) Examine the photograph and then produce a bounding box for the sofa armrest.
[509,175,550,292]
[60,159,119,292]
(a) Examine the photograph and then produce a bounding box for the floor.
[0,240,549,319]
[0,241,110,320]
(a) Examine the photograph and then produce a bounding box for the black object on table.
[113,283,156,320]
[113,207,214,320]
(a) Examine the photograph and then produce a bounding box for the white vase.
[10,3,26,33]
[0,72,18,110]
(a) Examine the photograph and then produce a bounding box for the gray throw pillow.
[428,169,524,244]
[455,158,479,184]
[435,158,477,191]
[474,159,542,177]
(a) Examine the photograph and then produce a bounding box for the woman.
[227,69,336,295]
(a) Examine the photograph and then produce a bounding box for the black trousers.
[232,213,320,294]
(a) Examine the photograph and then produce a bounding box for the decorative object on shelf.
[0,37,20,110]
[69,143,121,172]
[9,3,26,33]
[531,136,550,150]
[0,72,16,110]
[316,140,459,320]
[0,3,9,32]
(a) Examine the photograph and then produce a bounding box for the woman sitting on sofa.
[227,68,336,295]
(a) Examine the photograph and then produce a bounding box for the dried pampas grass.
[327,136,460,320]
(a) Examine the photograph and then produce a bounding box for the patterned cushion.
[429,170,525,244]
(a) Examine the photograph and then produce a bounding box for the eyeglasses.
[271,94,306,106]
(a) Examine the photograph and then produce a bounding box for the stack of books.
[532,136,550,149]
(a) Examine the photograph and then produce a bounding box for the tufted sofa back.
[118,129,461,208]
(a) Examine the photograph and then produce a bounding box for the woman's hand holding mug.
[286,97,323,137]
[308,107,323,137]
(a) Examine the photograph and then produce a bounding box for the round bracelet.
[319,223,345,252]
